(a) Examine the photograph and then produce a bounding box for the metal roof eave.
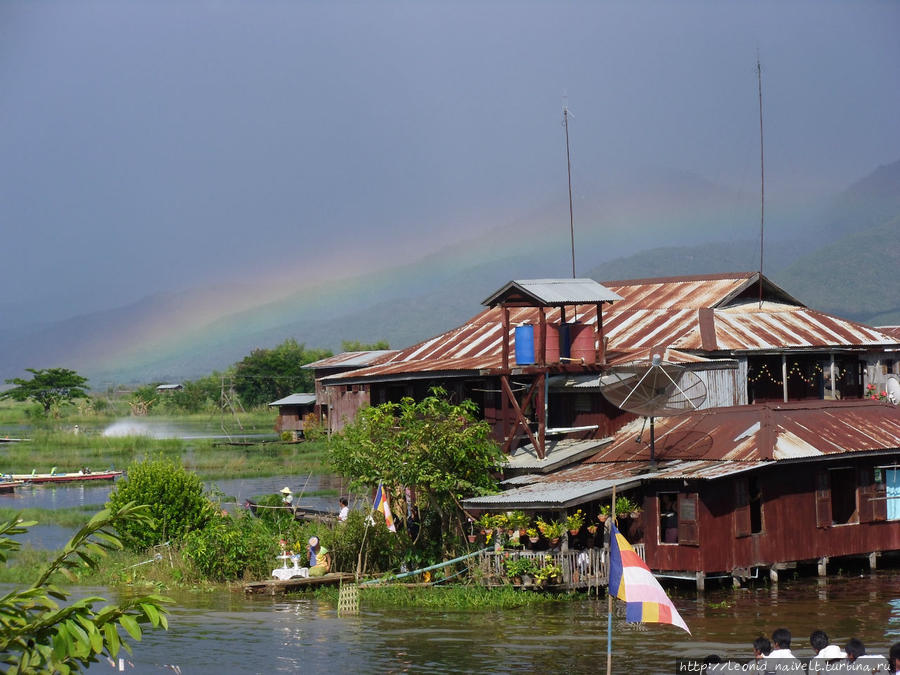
[462,477,646,511]
[321,369,482,386]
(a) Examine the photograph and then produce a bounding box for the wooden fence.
[477,543,645,591]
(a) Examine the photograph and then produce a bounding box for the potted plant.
[565,509,585,535]
[508,510,530,535]
[616,496,642,518]
[534,556,563,587]
[598,504,611,522]
[492,512,509,536]
[504,556,538,585]
[526,527,540,544]
[467,518,477,544]
[536,517,565,545]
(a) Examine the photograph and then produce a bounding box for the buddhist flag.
[608,522,689,633]
[373,482,396,532]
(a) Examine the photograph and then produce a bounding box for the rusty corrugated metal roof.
[465,401,900,508]
[324,274,899,384]
[878,326,900,342]
[582,399,900,465]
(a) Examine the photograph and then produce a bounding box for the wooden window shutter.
[678,493,700,546]
[734,478,751,538]
[815,470,831,529]
[859,467,887,522]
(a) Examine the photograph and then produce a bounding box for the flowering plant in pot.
[534,556,563,586]
[598,504,611,522]
[536,517,565,544]
[565,509,585,535]
[526,527,540,544]
[507,510,530,535]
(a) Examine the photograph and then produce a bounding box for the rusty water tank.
[568,323,596,365]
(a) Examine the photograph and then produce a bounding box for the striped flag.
[608,522,689,633]
[373,482,396,532]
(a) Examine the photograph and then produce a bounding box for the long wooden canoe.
[9,470,124,484]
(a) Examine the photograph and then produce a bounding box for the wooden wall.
[640,456,900,575]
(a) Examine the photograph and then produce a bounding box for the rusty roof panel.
[323,274,899,384]
[581,400,900,465]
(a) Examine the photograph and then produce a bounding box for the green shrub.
[325,510,409,574]
[106,456,214,550]
[182,513,279,581]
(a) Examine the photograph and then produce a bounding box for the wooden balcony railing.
[477,543,645,591]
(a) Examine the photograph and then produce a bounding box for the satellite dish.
[600,354,707,468]
[887,375,900,406]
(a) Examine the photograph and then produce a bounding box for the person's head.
[771,628,791,650]
[810,630,829,653]
[339,497,348,507]
[888,641,900,669]
[308,536,319,551]
[280,487,292,496]
[844,638,865,662]
[753,636,772,658]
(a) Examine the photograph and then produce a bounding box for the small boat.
[0,480,21,493]
[9,469,124,484]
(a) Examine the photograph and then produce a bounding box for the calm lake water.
[115,570,900,673]
[6,480,899,672]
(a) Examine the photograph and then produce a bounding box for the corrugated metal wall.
[696,361,747,409]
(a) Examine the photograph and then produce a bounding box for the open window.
[658,492,679,544]
[829,467,858,525]
[735,477,764,537]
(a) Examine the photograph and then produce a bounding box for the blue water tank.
[514,325,535,365]
[559,323,572,360]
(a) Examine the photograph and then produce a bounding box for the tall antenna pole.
[757,54,765,308]
[563,103,576,278]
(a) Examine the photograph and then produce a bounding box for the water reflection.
[114,571,900,674]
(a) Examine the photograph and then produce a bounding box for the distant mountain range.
[3,159,899,386]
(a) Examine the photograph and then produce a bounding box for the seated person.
[307,536,331,577]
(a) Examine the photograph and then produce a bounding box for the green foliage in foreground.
[0,504,171,673]
[106,456,215,551]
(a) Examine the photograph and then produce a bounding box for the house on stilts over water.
[308,272,900,589]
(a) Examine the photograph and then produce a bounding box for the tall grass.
[0,432,329,479]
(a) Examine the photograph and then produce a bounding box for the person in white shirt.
[888,641,900,674]
[809,629,847,671]
[338,497,349,522]
[845,638,889,673]
[764,628,801,673]
[280,486,294,510]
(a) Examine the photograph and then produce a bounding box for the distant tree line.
[3,338,390,416]
[134,338,390,412]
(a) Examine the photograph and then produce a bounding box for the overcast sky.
[2,1,898,322]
